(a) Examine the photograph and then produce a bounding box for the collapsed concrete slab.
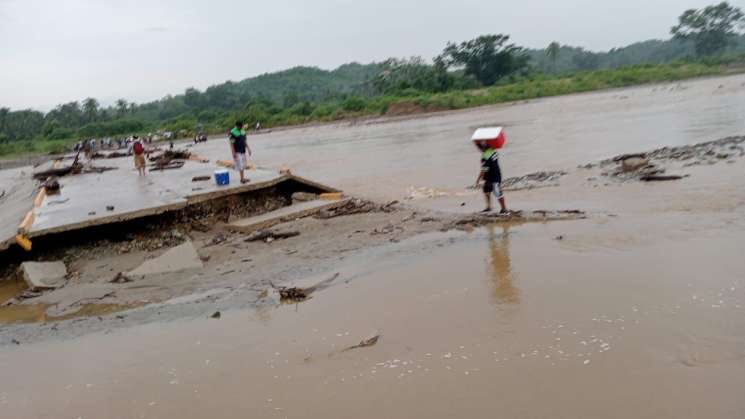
[228,198,351,234]
[0,150,340,256]
[21,261,67,291]
[0,166,38,252]
[127,240,203,277]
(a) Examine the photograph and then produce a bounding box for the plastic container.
[471,127,506,149]
[214,169,230,186]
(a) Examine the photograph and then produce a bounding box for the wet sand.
[1,74,744,418]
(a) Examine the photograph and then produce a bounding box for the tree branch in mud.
[342,333,381,352]
[245,230,300,243]
[316,199,398,219]
[269,273,340,302]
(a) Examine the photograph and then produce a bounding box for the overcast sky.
[1,0,742,111]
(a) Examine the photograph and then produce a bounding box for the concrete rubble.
[21,261,67,291]
[127,240,204,277]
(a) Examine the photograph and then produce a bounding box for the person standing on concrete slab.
[133,135,146,176]
[229,120,252,184]
[83,139,93,161]
[474,140,508,214]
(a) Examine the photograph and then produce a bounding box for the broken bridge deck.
[0,166,38,251]
[0,154,339,251]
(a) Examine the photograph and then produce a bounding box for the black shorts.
[483,181,504,198]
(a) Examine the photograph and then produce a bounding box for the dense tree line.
[1,2,744,153]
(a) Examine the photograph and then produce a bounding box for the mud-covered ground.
[0,197,584,344]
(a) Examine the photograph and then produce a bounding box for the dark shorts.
[483,182,503,198]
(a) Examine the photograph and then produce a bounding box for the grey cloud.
[1,0,741,111]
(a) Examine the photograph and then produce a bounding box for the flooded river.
[1,75,744,418]
[237,73,745,200]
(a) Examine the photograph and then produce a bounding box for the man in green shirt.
[228,120,252,184]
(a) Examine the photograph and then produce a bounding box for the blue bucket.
[214,169,230,186]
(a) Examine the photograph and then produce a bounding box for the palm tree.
[546,42,561,72]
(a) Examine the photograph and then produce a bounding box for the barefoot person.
[474,140,508,213]
[229,120,252,184]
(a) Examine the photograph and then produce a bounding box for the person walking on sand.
[474,140,508,214]
[133,135,146,176]
[229,120,252,184]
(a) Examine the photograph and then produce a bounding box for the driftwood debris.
[245,230,301,243]
[612,152,647,163]
[342,333,381,352]
[33,164,81,180]
[640,174,685,182]
[192,176,211,182]
[82,166,117,174]
[316,200,398,219]
[109,272,133,284]
[150,161,185,171]
[277,287,308,301]
[149,149,192,163]
[148,149,192,171]
[42,177,61,193]
[270,273,340,302]
[33,151,83,180]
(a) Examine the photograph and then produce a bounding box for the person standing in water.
[474,140,508,214]
[228,120,252,184]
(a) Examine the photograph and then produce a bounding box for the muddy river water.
[1,75,745,418]
[244,73,745,201]
[2,211,743,419]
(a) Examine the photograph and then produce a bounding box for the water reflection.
[487,225,519,305]
[0,279,26,304]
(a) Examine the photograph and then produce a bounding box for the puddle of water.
[0,279,26,303]
[0,303,138,325]
[0,278,139,324]
[0,304,49,324]
[0,270,141,325]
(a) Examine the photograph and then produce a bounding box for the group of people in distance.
[126,121,255,181]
